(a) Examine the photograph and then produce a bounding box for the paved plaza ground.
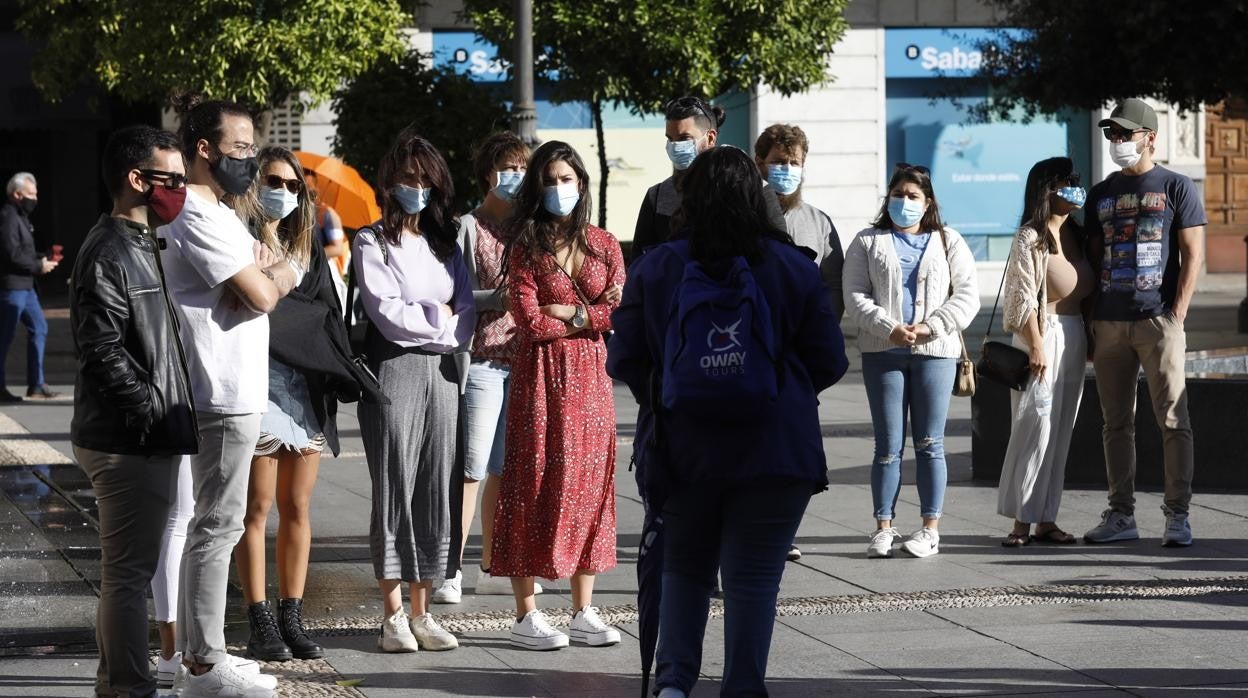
[1,277,1246,696]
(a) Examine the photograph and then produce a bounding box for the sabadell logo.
[905,43,983,71]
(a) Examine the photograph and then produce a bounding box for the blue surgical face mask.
[543,183,580,217]
[259,186,298,220]
[665,138,700,170]
[391,184,430,215]
[1057,186,1086,208]
[888,196,926,229]
[767,164,803,195]
[492,170,524,201]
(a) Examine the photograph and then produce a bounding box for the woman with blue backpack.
[608,146,848,698]
[843,163,981,560]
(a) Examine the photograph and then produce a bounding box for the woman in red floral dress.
[492,140,626,651]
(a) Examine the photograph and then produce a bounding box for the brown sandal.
[1002,532,1031,547]
[1030,528,1077,544]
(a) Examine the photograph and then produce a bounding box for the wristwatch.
[570,304,587,329]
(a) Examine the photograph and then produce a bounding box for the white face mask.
[1110,139,1144,169]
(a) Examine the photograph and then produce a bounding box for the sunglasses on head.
[264,173,302,194]
[137,169,187,189]
[894,162,930,176]
[665,96,715,125]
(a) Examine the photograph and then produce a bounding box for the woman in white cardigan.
[996,157,1093,546]
[843,164,979,559]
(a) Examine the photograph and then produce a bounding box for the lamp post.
[511,0,539,147]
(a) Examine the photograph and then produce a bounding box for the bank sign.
[885,28,1018,79]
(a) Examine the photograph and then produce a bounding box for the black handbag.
[976,249,1033,391]
[978,339,1031,391]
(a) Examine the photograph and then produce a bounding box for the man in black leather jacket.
[69,125,198,698]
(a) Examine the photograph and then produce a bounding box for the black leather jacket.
[70,215,198,456]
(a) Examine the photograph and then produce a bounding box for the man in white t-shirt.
[160,98,296,698]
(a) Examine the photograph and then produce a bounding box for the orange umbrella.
[293,151,381,230]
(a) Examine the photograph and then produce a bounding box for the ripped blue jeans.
[861,350,956,521]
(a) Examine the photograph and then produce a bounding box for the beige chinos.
[1091,314,1193,515]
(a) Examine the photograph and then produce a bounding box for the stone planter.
[972,347,1248,490]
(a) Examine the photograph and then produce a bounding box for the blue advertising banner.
[885,28,1020,79]
[904,121,1066,234]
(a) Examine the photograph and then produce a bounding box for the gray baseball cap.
[1098,98,1158,132]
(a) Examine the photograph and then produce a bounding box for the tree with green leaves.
[971,0,1248,120]
[331,51,511,211]
[463,0,852,228]
[17,0,408,125]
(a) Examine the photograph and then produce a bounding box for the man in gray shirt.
[754,124,844,320]
[754,124,845,562]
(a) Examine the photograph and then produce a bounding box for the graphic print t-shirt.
[1087,166,1206,321]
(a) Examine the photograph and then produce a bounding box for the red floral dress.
[490,225,626,579]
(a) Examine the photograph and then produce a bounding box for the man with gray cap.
[1083,98,1205,547]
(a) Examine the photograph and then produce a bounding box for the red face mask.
[145,184,187,225]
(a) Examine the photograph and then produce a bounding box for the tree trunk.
[592,96,608,229]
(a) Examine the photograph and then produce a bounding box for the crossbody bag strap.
[984,247,1011,346]
[936,228,970,361]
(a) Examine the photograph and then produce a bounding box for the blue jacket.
[607,239,848,503]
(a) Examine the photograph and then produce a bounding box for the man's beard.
[777,184,802,213]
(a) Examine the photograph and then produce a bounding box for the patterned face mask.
[1056,186,1086,207]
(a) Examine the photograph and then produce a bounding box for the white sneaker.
[509,609,569,650]
[657,688,688,698]
[474,568,543,595]
[377,610,419,652]
[155,651,181,688]
[179,659,277,698]
[901,527,940,558]
[172,655,259,695]
[432,570,463,604]
[867,527,900,558]
[1162,506,1193,547]
[224,655,260,676]
[569,606,621,647]
[1084,509,1139,543]
[409,613,459,650]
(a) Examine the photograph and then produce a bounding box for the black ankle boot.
[278,597,325,659]
[246,600,293,661]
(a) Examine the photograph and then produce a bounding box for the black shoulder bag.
[977,248,1033,391]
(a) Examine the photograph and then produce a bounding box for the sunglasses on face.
[264,174,302,194]
[894,162,930,176]
[137,169,187,189]
[1102,128,1147,143]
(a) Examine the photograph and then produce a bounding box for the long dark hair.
[871,164,944,233]
[1021,156,1078,254]
[505,140,594,270]
[375,127,458,262]
[676,146,774,262]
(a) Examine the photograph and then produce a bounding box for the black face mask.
[211,154,259,196]
[18,198,36,215]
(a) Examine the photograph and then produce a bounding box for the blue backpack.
[661,247,780,420]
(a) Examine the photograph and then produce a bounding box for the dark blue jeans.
[0,289,47,391]
[656,478,812,697]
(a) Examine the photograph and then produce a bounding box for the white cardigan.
[842,226,981,358]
